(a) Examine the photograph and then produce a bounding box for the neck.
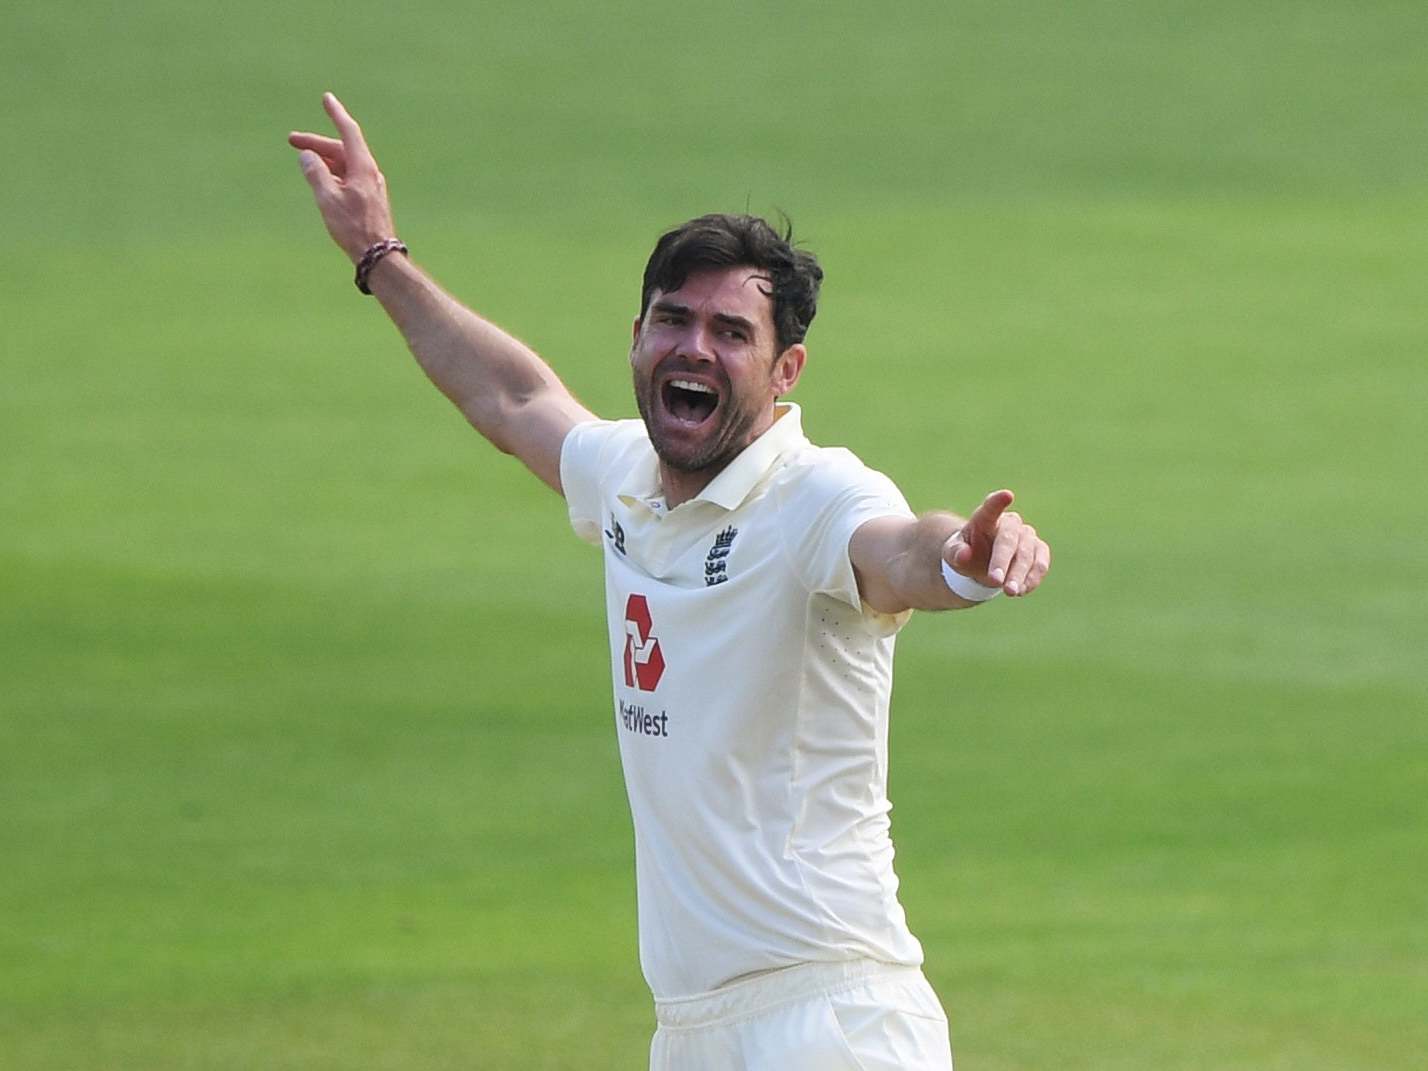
[659,464,720,509]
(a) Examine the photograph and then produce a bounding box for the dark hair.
[639,214,823,352]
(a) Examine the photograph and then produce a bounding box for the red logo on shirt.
[623,594,666,691]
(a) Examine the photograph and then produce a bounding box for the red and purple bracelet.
[354,238,408,294]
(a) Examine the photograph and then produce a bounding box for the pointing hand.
[944,490,1051,598]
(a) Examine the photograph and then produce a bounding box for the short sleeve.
[559,419,651,546]
[776,449,915,615]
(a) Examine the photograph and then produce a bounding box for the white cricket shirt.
[560,403,926,999]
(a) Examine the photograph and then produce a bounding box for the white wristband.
[941,559,1002,603]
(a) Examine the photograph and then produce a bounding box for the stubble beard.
[633,369,764,476]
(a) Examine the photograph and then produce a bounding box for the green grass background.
[3,2,1425,1067]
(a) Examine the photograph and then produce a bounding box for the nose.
[674,322,715,364]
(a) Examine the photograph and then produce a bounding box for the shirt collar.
[616,403,807,514]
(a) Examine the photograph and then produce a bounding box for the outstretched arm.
[851,490,1051,614]
[289,93,595,493]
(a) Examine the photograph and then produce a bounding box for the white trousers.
[649,959,954,1070]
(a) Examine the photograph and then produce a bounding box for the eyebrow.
[712,312,757,335]
[649,299,690,319]
[649,300,758,336]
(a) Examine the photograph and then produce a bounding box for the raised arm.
[288,93,595,493]
[850,490,1051,614]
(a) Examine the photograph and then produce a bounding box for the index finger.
[288,132,348,174]
[967,489,1014,536]
[322,92,376,172]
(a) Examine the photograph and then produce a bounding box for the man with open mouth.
[291,92,1052,1071]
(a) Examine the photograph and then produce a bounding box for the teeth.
[669,379,715,395]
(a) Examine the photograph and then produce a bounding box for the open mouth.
[662,378,720,426]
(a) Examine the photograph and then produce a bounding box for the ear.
[771,343,807,397]
[629,315,644,365]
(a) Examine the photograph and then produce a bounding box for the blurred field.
[3,2,1425,1068]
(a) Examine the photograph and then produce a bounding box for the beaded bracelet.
[354,238,408,294]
